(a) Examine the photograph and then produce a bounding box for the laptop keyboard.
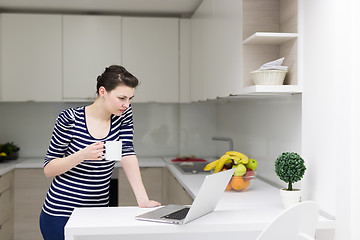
[161,207,190,220]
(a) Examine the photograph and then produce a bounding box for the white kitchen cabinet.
[190,0,300,100]
[0,16,2,102]
[179,19,191,103]
[0,171,13,240]
[63,15,122,101]
[122,17,179,103]
[0,13,62,101]
[13,168,52,240]
[190,0,243,101]
[190,0,211,101]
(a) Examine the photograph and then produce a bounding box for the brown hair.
[96,65,139,94]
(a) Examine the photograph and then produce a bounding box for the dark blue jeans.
[39,210,69,240]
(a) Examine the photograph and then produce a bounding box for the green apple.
[233,164,247,176]
[245,158,258,171]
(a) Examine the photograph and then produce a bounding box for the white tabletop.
[65,163,335,240]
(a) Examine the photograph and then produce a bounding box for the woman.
[39,65,161,240]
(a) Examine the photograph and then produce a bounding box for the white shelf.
[239,85,302,95]
[243,32,298,45]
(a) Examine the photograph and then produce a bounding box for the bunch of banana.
[226,151,249,165]
[204,151,249,173]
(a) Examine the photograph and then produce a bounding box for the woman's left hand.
[139,200,162,208]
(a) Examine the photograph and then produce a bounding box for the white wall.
[179,102,218,157]
[0,102,79,157]
[302,0,360,239]
[0,101,217,159]
[350,2,360,239]
[216,95,302,188]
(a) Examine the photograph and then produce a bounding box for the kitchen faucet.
[212,136,234,151]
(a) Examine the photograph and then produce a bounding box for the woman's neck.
[86,98,111,122]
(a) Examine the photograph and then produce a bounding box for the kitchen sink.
[172,161,209,174]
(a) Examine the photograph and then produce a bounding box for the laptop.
[135,168,235,224]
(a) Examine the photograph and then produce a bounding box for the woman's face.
[102,85,134,116]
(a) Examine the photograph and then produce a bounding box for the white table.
[65,179,335,240]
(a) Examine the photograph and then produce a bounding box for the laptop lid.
[183,168,234,223]
[135,168,234,224]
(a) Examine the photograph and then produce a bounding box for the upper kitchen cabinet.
[241,0,301,94]
[63,15,122,101]
[122,17,179,103]
[190,0,301,100]
[0,16,2,101]
[0,13,62,101]
[190,0,243,101]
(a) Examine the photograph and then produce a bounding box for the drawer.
[0,189,11,225]
[0,219,12,240]
[0,172,11,193]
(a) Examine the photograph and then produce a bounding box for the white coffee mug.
[105,141,122,161]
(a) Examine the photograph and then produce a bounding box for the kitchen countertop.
[0,157,166,175]
[1,157,335,239]
[65,157,335,240]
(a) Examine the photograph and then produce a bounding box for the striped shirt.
[42,105,135,217]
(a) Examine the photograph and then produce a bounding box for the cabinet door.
[118,167,164,206]
[1,13,62,101]
[0,171,13,240]
[122,17,179,103]
[63,15,122,100]
[0,15,2,101]
[191,0,243,100]
[167,170,193,205]
[13,169,52,240]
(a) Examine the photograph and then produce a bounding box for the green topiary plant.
[275,152,306,191]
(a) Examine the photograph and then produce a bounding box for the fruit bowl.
[225,170,256,192]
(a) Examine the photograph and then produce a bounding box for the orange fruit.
[242,180,251,190]
[225,182,232,191]
[230,177,245,190]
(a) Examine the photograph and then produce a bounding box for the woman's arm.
[44,142,104,177]
[121,155,161,208]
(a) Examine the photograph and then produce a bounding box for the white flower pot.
[280,188,301,209]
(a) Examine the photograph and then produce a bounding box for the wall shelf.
[241,0,299,94]
[243,32,298,45]
[239,85,302,95]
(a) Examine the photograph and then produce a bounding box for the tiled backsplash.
[0,96,301,187]
[0,101,218,158]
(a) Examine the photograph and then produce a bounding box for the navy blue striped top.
[42,105,135,217]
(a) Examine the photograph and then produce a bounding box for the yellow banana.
[226,151,249,164]
[203,159,219,171]
[229,156,240,165]
[214,154,232,173]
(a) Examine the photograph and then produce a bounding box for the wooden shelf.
[243,32,298,45]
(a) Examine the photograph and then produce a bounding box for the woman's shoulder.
[57,106,84,125]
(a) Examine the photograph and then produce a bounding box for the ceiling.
[0,0,203,17]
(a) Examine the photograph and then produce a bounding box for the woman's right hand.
[79,142,104,161]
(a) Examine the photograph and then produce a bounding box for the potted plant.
[275,152,306,208]
[0,142,20,160]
